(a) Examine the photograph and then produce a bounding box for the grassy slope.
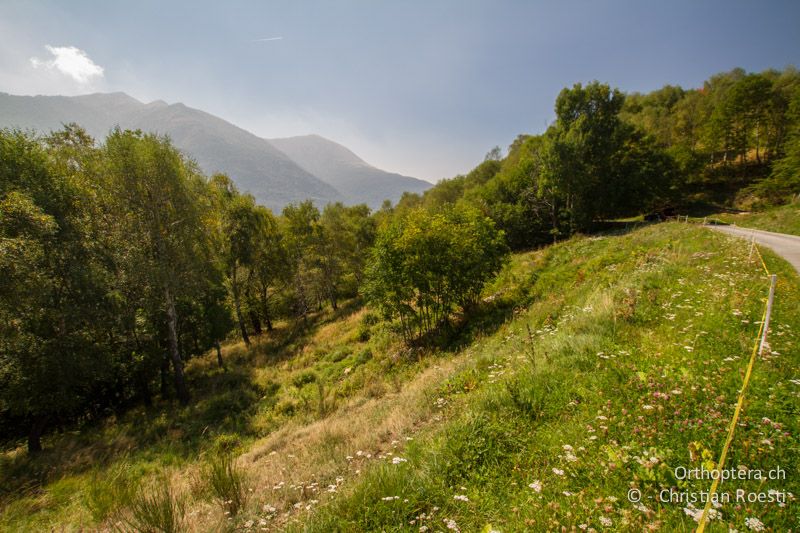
[0,253,537,531]
[298,223,800,532]
[710,202,800,236]
[1,223,797,532]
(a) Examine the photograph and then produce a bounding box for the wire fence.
[693,228,777,532]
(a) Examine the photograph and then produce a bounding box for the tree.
[539,82,675,231]
[281,201,322,318]
[756,86,800,202]
[249,209,288,332]
[0,128,115,451]
[365,206,507,342]
[103,130,212,405]
[209,175,272,346]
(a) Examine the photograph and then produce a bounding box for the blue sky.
[1,0,798,182]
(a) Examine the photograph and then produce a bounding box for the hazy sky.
[1,1,798,182]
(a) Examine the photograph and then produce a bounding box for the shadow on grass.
[247,297,364,366]
[0,298,365,503]
[0,365,265,502]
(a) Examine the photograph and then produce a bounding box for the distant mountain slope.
[268,134,431,208]
[0,92,344,211]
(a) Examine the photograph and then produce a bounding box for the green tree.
[365,206,507,342]
[103,130,211,405]
[539,82,674,231]
[757,86,800,202]
[0,129,115,451]
[209,175,272,346]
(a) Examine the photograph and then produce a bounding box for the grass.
[124,480,186,533]
[1,222,797,531]
[295,223,800,532]
[0,258,527,530]
[709,201,800,236]
[204,452,248,516]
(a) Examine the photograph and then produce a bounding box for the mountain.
[268,135,432,208]
[0,92,430,211]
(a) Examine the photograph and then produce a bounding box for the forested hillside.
[1,66,798,531]
[397,67,800,250]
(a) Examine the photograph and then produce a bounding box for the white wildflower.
[443,518,460,531]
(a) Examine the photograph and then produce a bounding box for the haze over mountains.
[0,91,432,211]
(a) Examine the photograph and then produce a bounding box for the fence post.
[759,275,778,356]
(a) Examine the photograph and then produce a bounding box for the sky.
[0,1,798,183]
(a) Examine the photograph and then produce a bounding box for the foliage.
[539,81,676,232]
[301,223,800,532]
[365,205,508,341]
[0,127,117,452]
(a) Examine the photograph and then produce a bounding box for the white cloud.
[30,45,104,84]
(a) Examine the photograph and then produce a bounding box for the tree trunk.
[132,326,152,407]
[138,372,153,407]
[27,415,48,454]
[231,267,250,346]
[261,286,273,332]
[165,286,190,405]
[330,290,338,311]
[215,341,224,369]
[160,353,171,398]
[249,310,263,335]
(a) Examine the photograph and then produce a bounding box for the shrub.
[364,205,508,342]
[292,370,317,388]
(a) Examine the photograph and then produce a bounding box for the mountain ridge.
[268,134,432,208]
[0,91,431,211]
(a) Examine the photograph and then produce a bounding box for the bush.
[292,370,317,388]
[364,205,508,342]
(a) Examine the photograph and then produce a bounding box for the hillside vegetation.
[296,223,799,532]
[1,223,797,531]
[2,66,799,532]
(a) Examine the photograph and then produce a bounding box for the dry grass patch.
[181,352,473,531]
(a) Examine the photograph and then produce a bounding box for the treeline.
[0,126,377,451]
[2,67,798,453]
[396,67,800,250]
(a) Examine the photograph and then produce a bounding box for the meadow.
[1,222,797,532]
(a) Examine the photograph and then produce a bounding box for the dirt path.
[707,224,800,273]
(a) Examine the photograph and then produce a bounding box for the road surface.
[707,224,800,274]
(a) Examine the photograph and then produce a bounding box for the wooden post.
[758,275,777,356]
